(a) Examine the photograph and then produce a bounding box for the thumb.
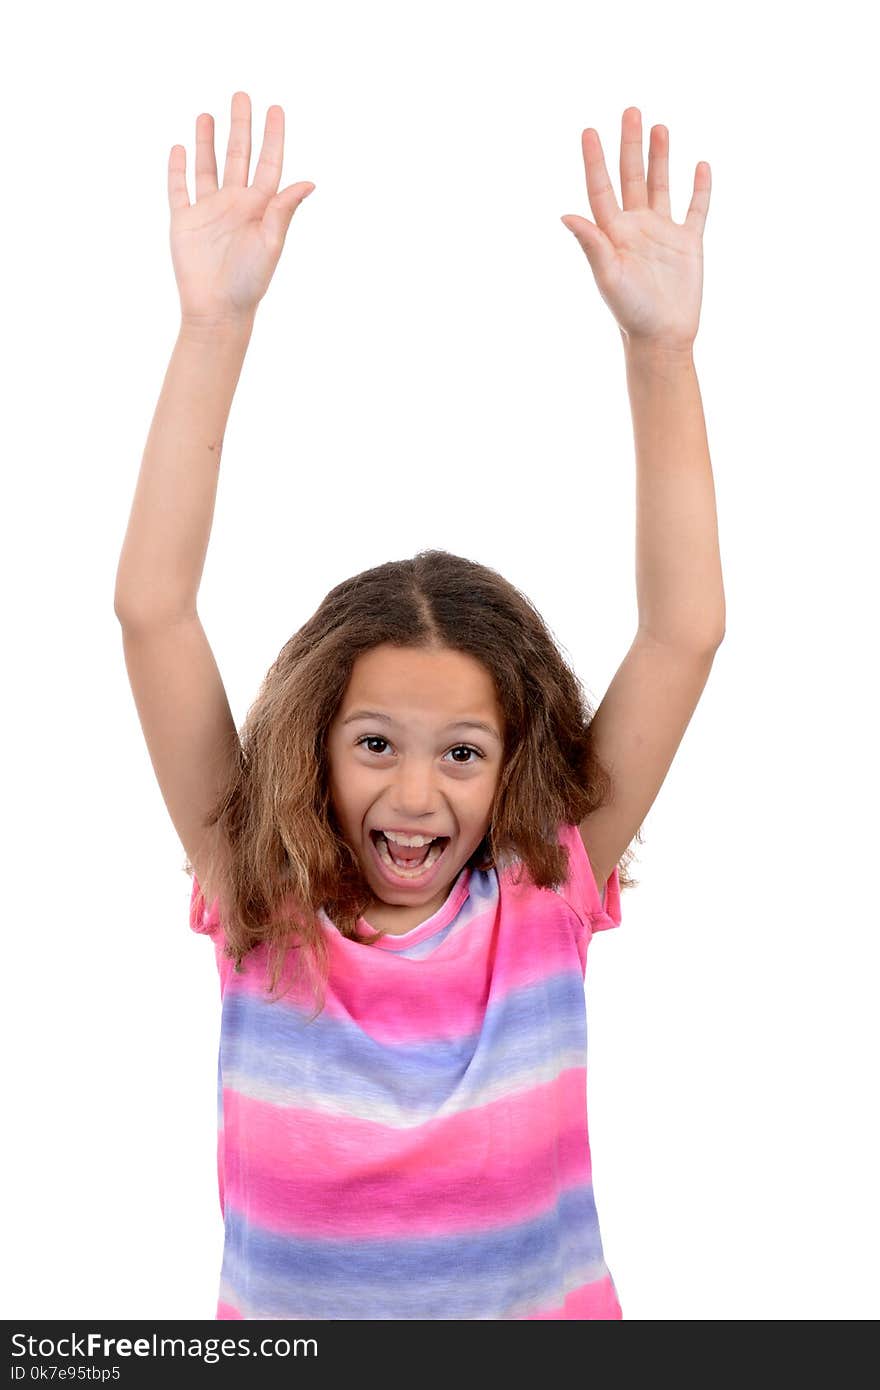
[263,182,316,249]
[560,213,616,280]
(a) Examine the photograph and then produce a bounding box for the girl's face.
[326,644,506,928]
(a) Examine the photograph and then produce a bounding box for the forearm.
[622,333,726,649]
[114,315,256,624]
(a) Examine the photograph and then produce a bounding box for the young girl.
[115,92,723,1320]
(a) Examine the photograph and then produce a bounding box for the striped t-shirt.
[189,820,623,1319]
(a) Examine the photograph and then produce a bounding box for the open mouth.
[369,829,451,879]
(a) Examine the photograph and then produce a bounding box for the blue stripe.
[218,1183,607,1320]
[219,969,589,1119]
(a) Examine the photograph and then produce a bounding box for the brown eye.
[447,745,484,764]
[356,736,390,754]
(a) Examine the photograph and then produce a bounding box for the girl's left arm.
[560,109,725,892]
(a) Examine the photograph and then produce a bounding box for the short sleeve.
[555,822,622,935]
[189,874,222,937]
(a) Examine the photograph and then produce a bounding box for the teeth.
[381,831,435,847]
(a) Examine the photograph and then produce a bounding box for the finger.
[252,104,285,199]
[619,107,647,211]
[684,161,711,236]
[560,213,618,281]
[647,124,671,218]
[580,127,620,233]
[263,182,316,249]
[168,144,190,212]
[223,90,252,188]
[195,112,219,201]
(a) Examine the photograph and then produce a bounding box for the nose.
[387,757,440,819]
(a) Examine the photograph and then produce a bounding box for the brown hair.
[185,549,642,1017]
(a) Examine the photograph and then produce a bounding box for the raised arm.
[114,92,315,891]
[560,109,725,893]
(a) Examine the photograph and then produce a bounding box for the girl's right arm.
[112,332,251,893]
[114,92,315,892]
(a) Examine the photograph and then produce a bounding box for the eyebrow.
[342,710,502,743]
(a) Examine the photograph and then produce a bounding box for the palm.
[592,205,703,345]
[171,184,279,321]
[561,109,711,351]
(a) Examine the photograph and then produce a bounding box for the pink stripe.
[220,1071,593,1237]
[521,1273,622,1320]
[216,1301,243,1319]
[206,901,586,1045]
[321,902,584,1043]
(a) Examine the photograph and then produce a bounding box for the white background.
[3,0,878,1322]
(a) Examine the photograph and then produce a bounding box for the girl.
[115,92,723,1320]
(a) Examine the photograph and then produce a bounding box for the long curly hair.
[185,549,642,1018]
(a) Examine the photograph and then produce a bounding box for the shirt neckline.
[324,863,473,951]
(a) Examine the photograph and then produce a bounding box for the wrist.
[179,311,257,346]
[621,328,695,364]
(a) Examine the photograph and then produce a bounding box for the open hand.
[168,91,315,329]
[561,108,710,352]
